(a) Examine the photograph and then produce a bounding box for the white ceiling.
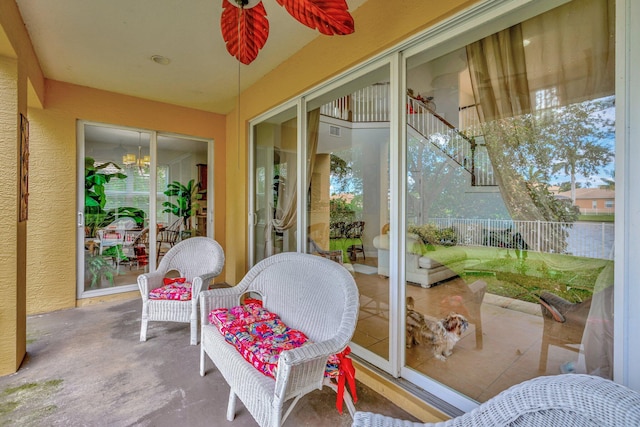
[16,0,367,114]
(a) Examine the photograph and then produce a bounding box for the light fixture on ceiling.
[122,147,150,168]
[150,54,171,65]
[220,0,355,65]
[123,133,151,175]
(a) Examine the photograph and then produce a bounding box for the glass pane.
[306,66,391,361]
[156,135,208,263]
[404,0,614,402]
[253,106,299,263]
[84,126,151,290]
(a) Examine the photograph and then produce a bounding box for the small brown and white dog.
[406,296,469,361]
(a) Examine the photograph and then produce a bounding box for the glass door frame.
[248,56,400,375]
[77,120,214,299]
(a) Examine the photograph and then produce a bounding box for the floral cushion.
[210,303,308,378]
[149,277,192,301]
[209,302,278,333]
[210,303,346,379]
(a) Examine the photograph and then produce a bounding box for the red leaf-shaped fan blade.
[221,0,270,65]
[276,0,354,36]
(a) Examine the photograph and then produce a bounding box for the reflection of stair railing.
[321,87,495,186]
[407,97,496,186]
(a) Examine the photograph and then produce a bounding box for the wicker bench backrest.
[235,253,358,343]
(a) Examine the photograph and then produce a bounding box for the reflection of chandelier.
[122,146,150,168]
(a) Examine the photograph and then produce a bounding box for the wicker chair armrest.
[280,338,345,366]
[198,271,221,285]
[199,288,245,324]
[190,272,221,300]
[137,270,165,297]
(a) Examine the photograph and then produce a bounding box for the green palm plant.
[162,179,201,231]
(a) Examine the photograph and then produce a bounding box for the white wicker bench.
[200,252,359,427]
[352,374,640,427]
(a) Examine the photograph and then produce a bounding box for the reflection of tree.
[330,150,362,197]
[538,98,614,203]
[599,170,615,190]
[330,154,352,194]
[482,114,574,253]
[407,138,455,222]
[406,136,509,221]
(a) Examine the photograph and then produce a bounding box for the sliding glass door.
[402,0,615,405]
[79,122,211,297]
[306,66,393,366]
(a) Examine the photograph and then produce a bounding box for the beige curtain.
[521,0,614,106]
[265,109,320,256]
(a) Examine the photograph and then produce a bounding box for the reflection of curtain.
[466,24,566,253]
[466,0,614,250]
[521,0,614,106]
[264,109,320,256]
[466,25,544,225]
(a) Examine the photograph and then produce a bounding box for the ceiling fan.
[221,0,355,65]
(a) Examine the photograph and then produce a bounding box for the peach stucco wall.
[26,80,227,315]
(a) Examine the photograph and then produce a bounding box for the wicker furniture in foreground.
[200,252,359,427]
[352,374,640,427]
[138,237,225,345]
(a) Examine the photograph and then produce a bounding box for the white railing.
[321,83,391,122]
[423,217,614,260]
[459,104,482,137]
[407,98,496,186]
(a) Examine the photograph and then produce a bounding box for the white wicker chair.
[199,252,359,427]
[138,237,225,345]
[351,374,640,427]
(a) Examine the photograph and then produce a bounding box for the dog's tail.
[407,296,415,310]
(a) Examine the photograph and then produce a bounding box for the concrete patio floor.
[0,298,418,426]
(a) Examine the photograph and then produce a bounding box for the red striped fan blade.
[275,0,354,36]
[221,0,270,65]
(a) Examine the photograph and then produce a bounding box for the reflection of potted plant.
[84,157,147,237]
[162,179,201,234]
[86,254,117,288]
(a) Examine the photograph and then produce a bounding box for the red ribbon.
[163,277,186,285]
[335,346,357,414]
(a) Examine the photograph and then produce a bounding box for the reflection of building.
[557,188,615,214]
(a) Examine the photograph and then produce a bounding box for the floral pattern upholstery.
[210,303,341,379]
[149,277,192,301]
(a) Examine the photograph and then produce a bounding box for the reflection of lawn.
[329,238,361,262]
[451,247,609,304]
[578,214,614,222]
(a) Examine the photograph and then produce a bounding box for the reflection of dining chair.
[156,219,182,263]
[97,228,125,255]
[330,221,346,240]
[346,220,365,260]
[122,227,149,269]
[538,291,591,372]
